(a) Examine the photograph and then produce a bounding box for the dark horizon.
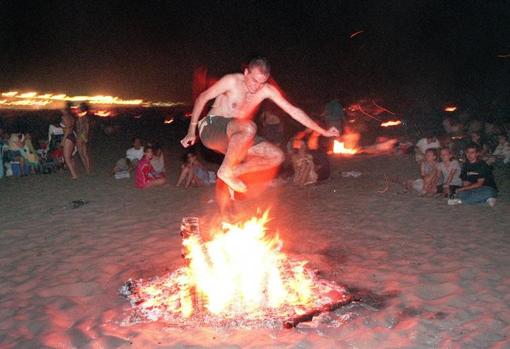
[1,0,509,115]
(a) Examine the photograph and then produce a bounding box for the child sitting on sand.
[135,146,166,189]
[488,134,510,165]
[291,141,318,186]
[150,143,166,178]
[112,157,132,179]
[437,148,462,198]
[176,152,216,188]
[406,148,440,195]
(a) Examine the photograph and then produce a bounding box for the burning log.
[180,217,204,313]
[283,290,353,328]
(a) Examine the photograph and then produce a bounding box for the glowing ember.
[164,116,174,124]
[444,106,457,112]
[94,110,112,117]
[333,140,357,155]
[120,214,351,328]
[380,120,402,127]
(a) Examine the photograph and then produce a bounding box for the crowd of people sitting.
[1,101,508,207]
[405,114,509,206]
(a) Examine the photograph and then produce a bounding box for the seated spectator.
[135,146,166,189]
[415,135,441,162]
[48,117,64,153]
[23,132,40,174]
[7,133,28,176]
[487,134,510,165]
[150,143,166,178]
[112,158,132,179]
[126,137,144,167]
[437,148,462,198]
[260,105,284,147]
[177,152,216,188]
[406,148,440,195]
[291,141,318,186]
[469,131,489,159]
[448,143,498,206]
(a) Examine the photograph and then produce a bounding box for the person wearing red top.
[135,146,166,189]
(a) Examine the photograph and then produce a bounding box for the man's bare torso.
[209,73,267,119]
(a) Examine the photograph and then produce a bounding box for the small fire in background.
[332,130,360,155]
[444,106,457,112]
[94,110,113,118]
[163,116,174,124]
[380,120,402,127]
[120,214,351,329]
[333,140,357,155]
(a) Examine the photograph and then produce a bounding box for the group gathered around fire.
[0,58,508,207]
[1,100,508,208]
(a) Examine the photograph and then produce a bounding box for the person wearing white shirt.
[415,136,441,162]
[126,137,144,167]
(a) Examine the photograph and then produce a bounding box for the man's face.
[244,67,269,93]
[465,148,479,163]
[134,139,142,149]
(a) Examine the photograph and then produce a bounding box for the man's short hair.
[248,56,270,75]
[465,142,480,152]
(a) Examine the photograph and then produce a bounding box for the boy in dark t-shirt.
[448,143,498,206]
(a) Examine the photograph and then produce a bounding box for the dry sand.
[1,139,509,348]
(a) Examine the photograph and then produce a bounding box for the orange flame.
[444,106,457,112]
[380,120,402,127]
[333,140,357,155]
[94,110,112,117]
[181,213,312,316]
[134,213,315,319]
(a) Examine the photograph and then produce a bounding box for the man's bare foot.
[217,167,247,193]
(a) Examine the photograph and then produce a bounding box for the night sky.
[1,0,509,113]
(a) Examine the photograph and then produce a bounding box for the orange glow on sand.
[380,120,402,127]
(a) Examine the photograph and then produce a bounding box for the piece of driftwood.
[283,292,353,329]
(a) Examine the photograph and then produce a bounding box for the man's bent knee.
[272,147,285,166]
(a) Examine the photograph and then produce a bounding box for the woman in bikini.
[62,103,78,179]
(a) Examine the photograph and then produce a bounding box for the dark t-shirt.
[460,160,498,191]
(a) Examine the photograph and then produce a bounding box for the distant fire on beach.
[0,90,182,109]
[120,214,351,328]
[380,120,402,127]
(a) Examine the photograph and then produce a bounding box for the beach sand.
[1,135,509,348]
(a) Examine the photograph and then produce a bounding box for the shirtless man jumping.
[181,56,339,193]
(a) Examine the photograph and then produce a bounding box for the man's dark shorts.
[199,115,265,154]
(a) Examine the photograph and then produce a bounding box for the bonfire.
[120,213,351,329]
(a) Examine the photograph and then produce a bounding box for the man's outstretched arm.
[267,85,339,137]
[181,75,235,147]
